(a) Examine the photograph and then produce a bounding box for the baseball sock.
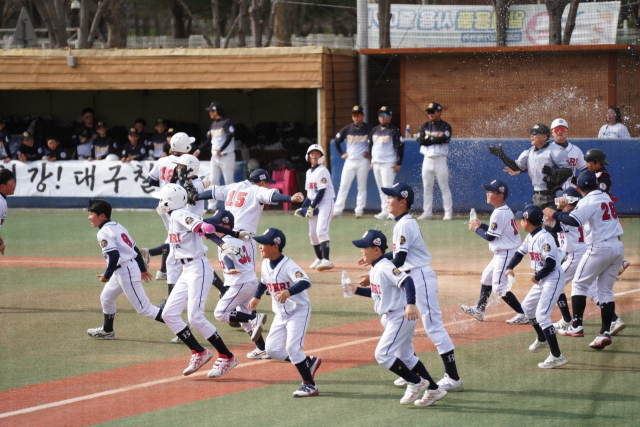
[571,295,587,327]
[439,350,459,381]
[320,241,330,260]
[167,283,174,296]
[177,326,205,353]
[207,331,233,358]
[294,359,315,386]
[389,358,421,384]
[229,310,256,323]
[160,252,168,273]
[211,273,226,296]
[599,301,616,334]
[148,243,169,257]
[543,326,561,357]
[411,360,438,389]
[154,309,164,323]
[501,291,524,314]
[477,285,492,311]
[530,318,546,342]
[103,313,115,332]
[313,244,322,260]
[611,312,618,322]
[255,336,265,351]
[556,293,572,322]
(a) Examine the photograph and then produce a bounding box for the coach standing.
[332,105,372,218]
[417,102,453,221]
[369,106,404,220]
[194,102,235,211]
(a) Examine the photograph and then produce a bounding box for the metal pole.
[356,0,369,123]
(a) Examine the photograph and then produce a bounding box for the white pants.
[481,249,516,296]
[521,269,565,329]
[572,239,624,305]
[372,162,396,215]
[333,158,370,216]
[100,259,159,320]
[410,266,455,354]
[309,200,334,245]
[214,279,258,334]
[209,152,236,209]
[421,155,452,217]
[162,256,217,339]
[265,304,311,365]
[375,308,419,370]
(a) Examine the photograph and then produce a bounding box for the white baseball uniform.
[598,123,630,138]
[516,143,569,191]
[260,256,312,365]
[96,221,159,320]
[370,125,403,216]
[392,213,454,354]
[554,142,586,189]
[557,222,598,302]
[481,205,521,296]
[305,164,335,245]
[207,118,236,209]
[517,229,566,329]
[333,123,371,216]
[0,193,7,228]
[148,154,181,187]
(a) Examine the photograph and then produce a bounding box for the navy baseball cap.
[556,187,581,199]
[254,228,286,250]
[515,205,543,226]
[209,209,235,230]
[576,170,598,190]
[352,230,388,252]
[378,106,392,116]
[352,105,364,115]
[381,183,414,206]
[248,168,276,184]
[205,102,224,114]
[128,127,139,136]
[482,180,509,198]
[425,102,442,113]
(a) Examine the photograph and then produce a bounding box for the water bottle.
[405,124,411,139]
[341,270,353,298]
[502,274,516,297]
[469,208,477,221]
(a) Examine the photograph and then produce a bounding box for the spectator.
[121,128,147,163]
[72,107,97,158]
[89,122,118,161]
[147,118,168,160]
[15,132,43,162]
[598,106,630,138]
[42,137,69,161]
[134,118,152,145]
[0,117,11,163]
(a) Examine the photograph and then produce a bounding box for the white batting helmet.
[105,153,120,161]
[151,183,188,214]
[170,132,195,154]
[305,144,325,164]
[173,154,200,176]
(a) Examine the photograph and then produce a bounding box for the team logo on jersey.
[295,271,304,279]
[400,236,406,244]
[490,222,498,230]
[273,237,281,245]
[321,177,327,184]
[373,238,381,246]
[185,217,194,225]
[392,268,401,276]
[543,243,551,252]
[100,239,108,248]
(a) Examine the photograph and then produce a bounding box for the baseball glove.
[183,180,197,206]
[542,165,573,192]
[488,145,522,172]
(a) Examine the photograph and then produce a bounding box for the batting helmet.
[170,132,195,154]
[305,144,325,164]
[152,183,188,214]
[584,149,609,165]
[173,154,200,176]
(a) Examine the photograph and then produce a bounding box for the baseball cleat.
[250,313,267,342]
[293,382,319,398]
[417,213,433,220]
[558,325,584,337]
[400,378,429,405]
[506,313,529,325]
[589,332,612,350]
[87,326,115,340]
[443,214,453,221]
[394,377,408,387]
[332,210,342,217]
[309,259,321,269]
[414,387,447,407]
[529,338,548,353]
[374,212,389,220]
[316,259,334,271]
[229,321,241,328]
[354,212,363,218]
[436,374,464,392]
[538,353,567,369]
[246,348,270,359]
[140,248,151,270]
[155,271,167,280]
[309,356,322,379]
[207,354,239,378]
[461,304,485,321]
[183,348,213,376]
[609,318,626,336]
[171,335,182,344]
[553,318,571,329]
[618,260,630,276]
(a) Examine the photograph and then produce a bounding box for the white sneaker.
[417,213,433,220]
[332,210,342,217]
[183,348,213,376]
[443,214,453,221]
[589,332,612,350]
[558,324,584,337]
[87,326,115,340]
[140,248,151,269]
[247,348,270,359]
[316,259,334,271]
[354,212,363,218]
[553,318,571,329]
[394,377,408,387]
[461,304,485,321]
[436,374,464,392]
[171,335,182,344]
[293,382,319,398]
[618,260,630,276]
[610,318,626,336]
[250,313,267,342]
[538,353,567,369]
[506,313,529,325]
[529,338,548,353]
[414,387,447,407]
[155,271,167,280]
[374,212,389,220]
[309,259,321,269]
[207,354,239,378]
[400,378,429,405]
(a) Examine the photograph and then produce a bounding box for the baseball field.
[0,209,639,426]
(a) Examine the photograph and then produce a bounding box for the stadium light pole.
[357,0,369,123]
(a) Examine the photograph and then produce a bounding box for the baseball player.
[121,128,147,163]
[0,168,16,255]
[550,118,586,189]
[368,106,404,220]
[152,184,241,377]
[86,199,164,340]
[248,228,322,398]
[378,183,463,392]
[194,102,235,211]
[89,121,119,161]
[542,170,624,350]
[462,180,528,325]
[598,106,631,138]
[295,144,335,271]
[332,105,372,218]
[208,209,269,359]
[417,102,453,220]
[489,123,572,209]
[504,205,567,369]
[147,118,169,160]
[348,230,447,407]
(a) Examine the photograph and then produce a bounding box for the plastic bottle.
[502,274,516,297]
[469,208,477,221]
[341,270,353,298]
[405,124,411,139]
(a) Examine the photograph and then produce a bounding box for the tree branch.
[177,0,213,47]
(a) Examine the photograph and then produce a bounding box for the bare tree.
[562,0,580,44]
[211,0,221,47]
[378,0,391,48]
[29,0,68,48]
[171,0,190,39]
[491,0,513,46]
[236,0,249,47]
[273,0,296,46]
[545,0,570,45]
[264,0,277,47]
[248,0,266,47]
[176,0,213,47]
